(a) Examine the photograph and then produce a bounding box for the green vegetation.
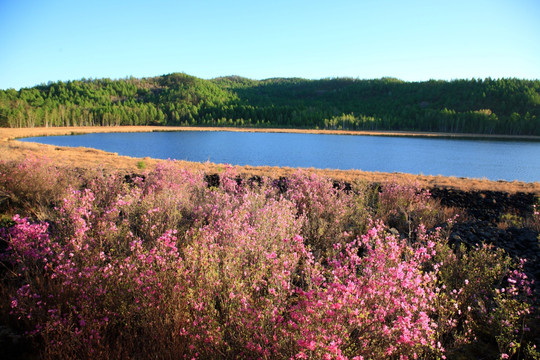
[136,160,146,170]
[1,73,539,135]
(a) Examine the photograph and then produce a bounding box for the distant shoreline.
[2,125,540,142]
[1,126,539,196]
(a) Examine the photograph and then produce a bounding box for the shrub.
[499,212,524,229]
[531,203,540,233]
[2,193,190,358]
[427,223,537,359]
[0,156,78,219]
[377,179,447,238]
[136,160,146,170]
[282,171,370,260]
[0,159,536,359]
[122,161,207,245]
[285,222,441,359]
[178,189,304,358]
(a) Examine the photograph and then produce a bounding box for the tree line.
[1,73,539,135]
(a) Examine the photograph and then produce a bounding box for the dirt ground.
[1,126,539,196]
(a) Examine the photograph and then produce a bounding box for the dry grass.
[1,126,539,196]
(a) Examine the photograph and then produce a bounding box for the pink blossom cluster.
[0,159,536,359]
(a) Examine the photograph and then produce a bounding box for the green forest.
[1,73,539,135]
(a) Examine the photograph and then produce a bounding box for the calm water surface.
[20,131,540,182]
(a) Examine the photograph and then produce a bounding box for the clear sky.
[1,0,539,89]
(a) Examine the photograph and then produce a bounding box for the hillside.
[1,73,539,135]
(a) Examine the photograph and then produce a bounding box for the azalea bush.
[377,180,454,239]
[430,231,537,359]
[0,158,537,359]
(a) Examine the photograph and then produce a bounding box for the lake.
[19,131,540,182]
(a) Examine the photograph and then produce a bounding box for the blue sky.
[1,0,539,89]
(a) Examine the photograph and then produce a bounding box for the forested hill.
[1,73,539,135]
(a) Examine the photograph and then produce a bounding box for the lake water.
[19,131,540,182]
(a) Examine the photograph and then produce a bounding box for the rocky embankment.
[429,188,539,295]
[429,188,536,222]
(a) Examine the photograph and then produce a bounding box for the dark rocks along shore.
[430,188,539,297]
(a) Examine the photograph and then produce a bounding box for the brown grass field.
[1,126,539,196]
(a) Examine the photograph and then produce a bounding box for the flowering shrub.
[178,189,304,358]
[377,179,446,238]
[282,171,370,259]
[0,158,537,359]
[429,226,537,360]
[2,189,188,358]
[286,223,441,359]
